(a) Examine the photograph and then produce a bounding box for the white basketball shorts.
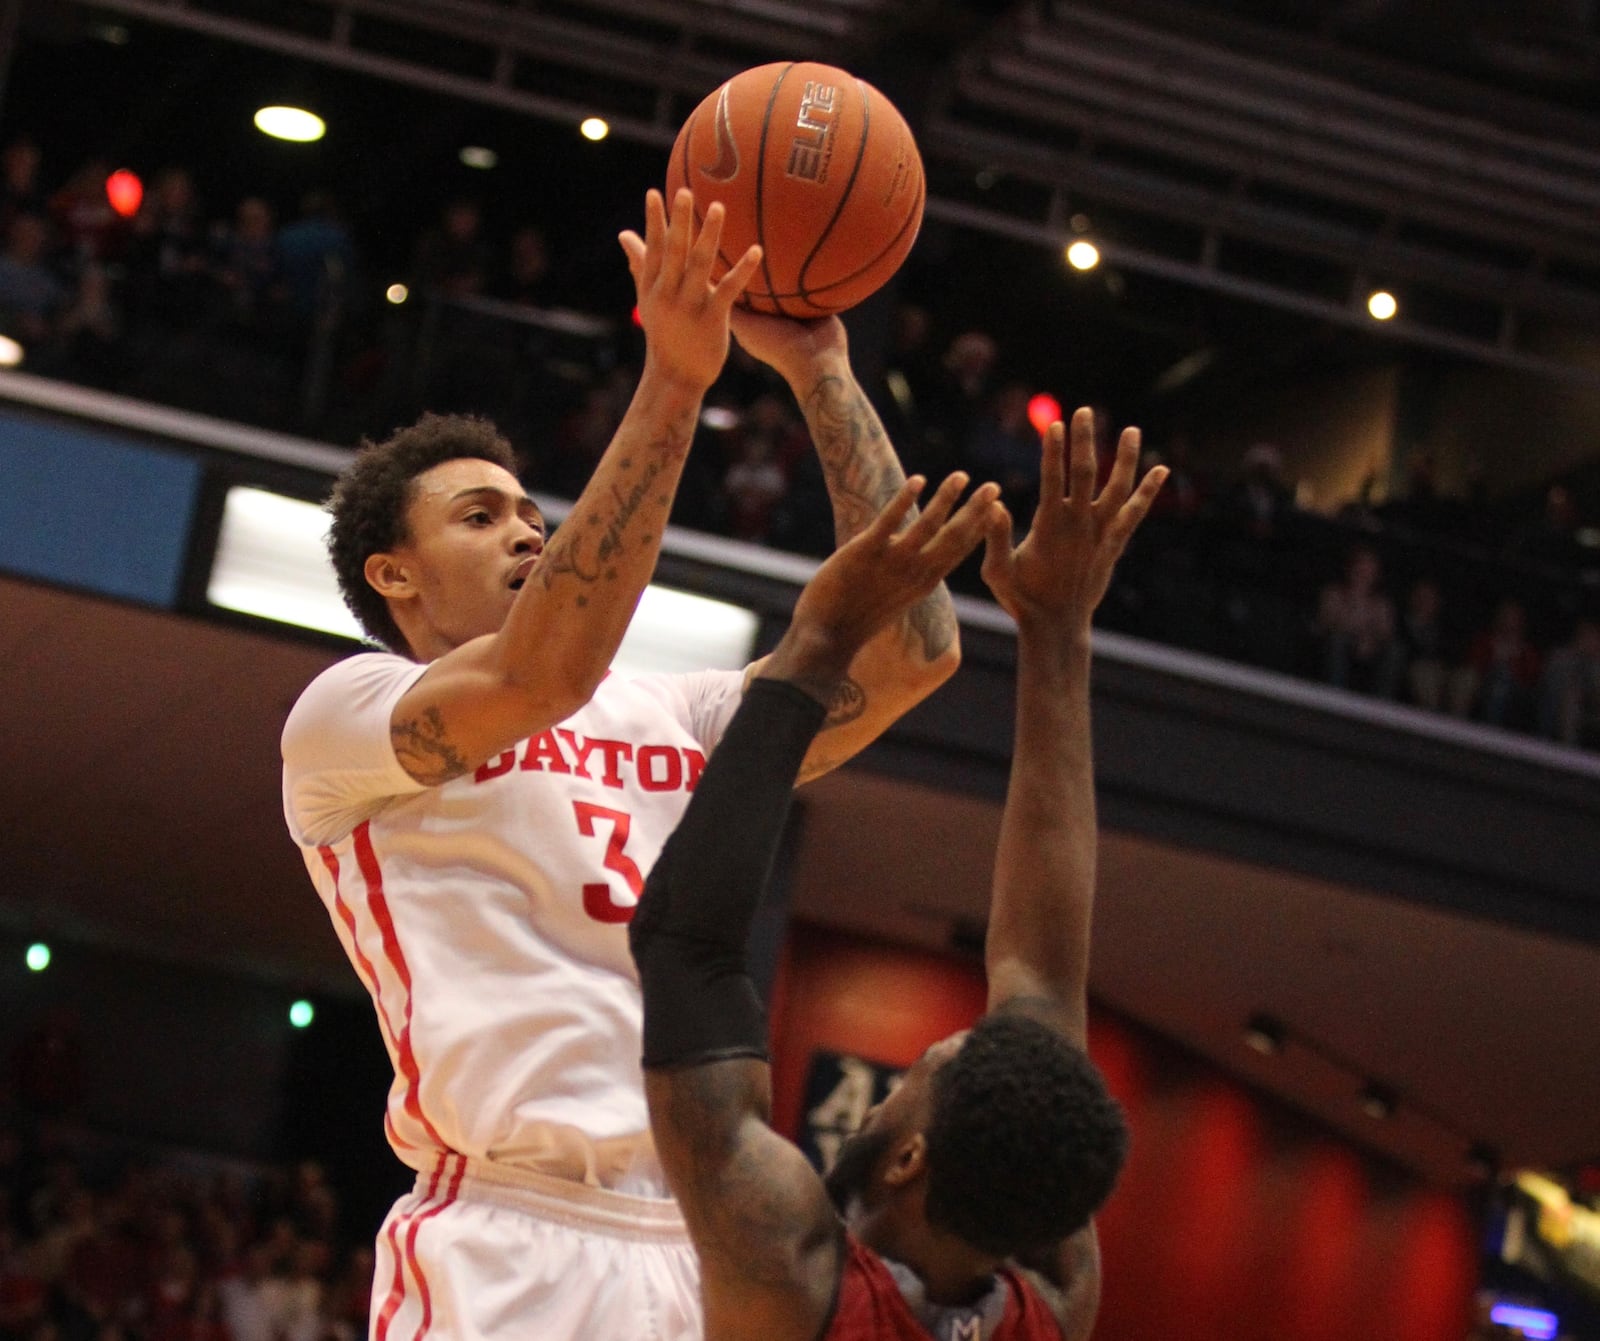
[368,1153,703,1341]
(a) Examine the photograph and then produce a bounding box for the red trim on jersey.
[384,1110,417,1152]
[375,1162,443,1341]
[405,1154,468,1341]
[352,821,449,1149]
[317,845,399,1052]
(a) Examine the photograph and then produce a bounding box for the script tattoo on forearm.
[391,706,469,786]
[535,455,666,598]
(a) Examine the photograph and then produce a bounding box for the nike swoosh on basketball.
[699,85,740,183]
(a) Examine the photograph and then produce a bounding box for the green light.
[25,943,50,972]
[289,999,314,1028]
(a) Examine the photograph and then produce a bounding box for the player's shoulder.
[301,647,412,686]
[283,651,424,747]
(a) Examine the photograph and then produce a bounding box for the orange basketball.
[665,61,925,317]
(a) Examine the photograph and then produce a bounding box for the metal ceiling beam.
[928,117,1600,327]
[922,196,1600,395]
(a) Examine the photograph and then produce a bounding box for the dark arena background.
[1,2,1599,1339]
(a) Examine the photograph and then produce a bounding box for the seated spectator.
[547,369,631,497]
[1208,440,1306,673]
[215,1241,276,1341]
[1144,430,1207,523]
[1316,545,1401,697]
[142,1242,200,1341]
[127,167,213,326]
[0,213,67,346]
[1395,576,1472,713]
[720,393,802,542]
[1508,483,1586,572]
[1224,441,1297,541]
[496,223,557,308]
[926,328,997,471]
[275,192,355,327]
[868,302,952,481]
[1381,451,1467,538]
[48,159,125,267]
[209,196,280,329]
[410,198,492,300]
[0,1221,49,1341]
[1462,598,1542,728]
[320,1245,373,1341]
[966,380,1042,522]
[45,264,128,387]
[0,136,45,236]
[1537,617,1600,747]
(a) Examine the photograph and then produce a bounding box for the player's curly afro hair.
[923,1011,1128,1258]
[326,414,519,655]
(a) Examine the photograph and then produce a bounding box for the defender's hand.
[980,408,1167,633]
[768,473,1006,688]
[620,189,763,394]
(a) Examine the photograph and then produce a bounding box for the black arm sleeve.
[629,677,827,1070]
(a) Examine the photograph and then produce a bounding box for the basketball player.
[631,408,1166,1341]
[280,188,989,1341]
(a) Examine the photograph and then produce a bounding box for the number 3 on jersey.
[573,801,643,923]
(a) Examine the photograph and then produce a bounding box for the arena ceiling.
[16,0,1600,393]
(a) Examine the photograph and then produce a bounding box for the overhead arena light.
[206,487,759,671]
[1367,290,1399,321]
[1065,240,1101,271]
[254,106,326,143]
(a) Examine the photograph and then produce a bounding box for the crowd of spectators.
[3,135,1598,753]
[0,1121,373,1341]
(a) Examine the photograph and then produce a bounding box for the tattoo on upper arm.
[391,706,470,785]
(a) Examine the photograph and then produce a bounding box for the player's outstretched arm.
[979,409,1165,1040]
[387,190,763,782]
[977,410,1164,1338]
[730,312,964,783]
[632,478,1003,1341]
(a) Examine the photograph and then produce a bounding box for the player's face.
[392,458,545,653]
[824,1031,969,1213]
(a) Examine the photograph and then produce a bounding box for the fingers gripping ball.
[666,61,926,316]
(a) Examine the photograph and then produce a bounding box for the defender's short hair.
[923,1011,1128,1257]
[326,414,518,654]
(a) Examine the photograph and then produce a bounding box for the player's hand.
[729,309,848,382]
[980,408,1167,634]
[620,189,763,393]
[767,473,1006,689]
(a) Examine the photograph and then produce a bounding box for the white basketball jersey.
[281,653,744,1193]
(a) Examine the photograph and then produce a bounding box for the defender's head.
[826,1011,1128,1260]
[327,414,542,660]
